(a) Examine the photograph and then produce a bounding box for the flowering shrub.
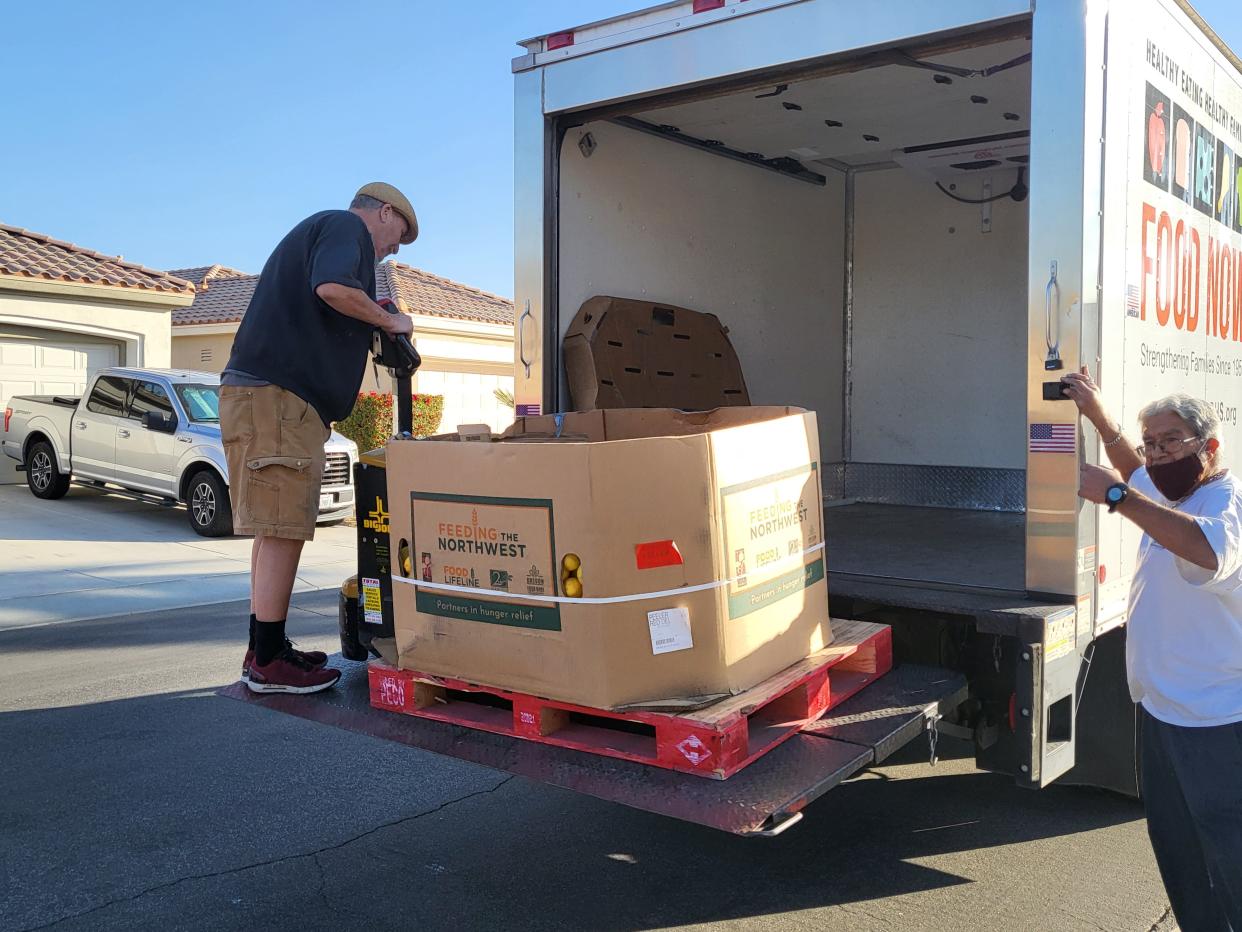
[335,392,445,452]
[410,393,445,438]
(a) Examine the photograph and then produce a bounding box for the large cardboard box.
[563,296,750,411]
[386,406,831,710]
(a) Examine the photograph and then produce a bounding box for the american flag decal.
[1029,423,1077,453]
[515,404,542,417]
[1126,285,1141,318]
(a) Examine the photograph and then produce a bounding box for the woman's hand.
[1060,365,1109,428]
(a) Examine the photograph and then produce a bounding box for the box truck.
[507,0,1242,799]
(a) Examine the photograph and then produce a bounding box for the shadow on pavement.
[0,591,340,655]
[0,672,1148,931]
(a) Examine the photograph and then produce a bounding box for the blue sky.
[3,1,1240,299]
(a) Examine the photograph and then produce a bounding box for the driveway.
[0,483,356,631]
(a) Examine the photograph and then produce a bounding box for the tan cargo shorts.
[220,384,330,540]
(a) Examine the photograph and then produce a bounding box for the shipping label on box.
[720,464,825,619]
[411,493,561,630]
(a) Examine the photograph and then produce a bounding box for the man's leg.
[254,535,305,623]
[1163,717,1242,930]
[247,533,337,693]
[250,536,259,615]
[246,537,260,664]
[251,534,304,667]
[1141,708,1231,932]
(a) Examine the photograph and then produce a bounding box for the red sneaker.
[246,649,341,694]
[242,640,327,682]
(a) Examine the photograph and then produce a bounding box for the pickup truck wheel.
[26,441,70,500]
[187,470,233,537]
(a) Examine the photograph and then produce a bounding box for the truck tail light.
[547,31,574,51]
[3,407,11,433]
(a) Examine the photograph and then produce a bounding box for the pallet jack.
[337,298,420,662]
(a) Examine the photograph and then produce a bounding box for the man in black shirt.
[221,182,416,694]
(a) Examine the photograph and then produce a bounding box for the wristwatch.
[1105,482,1129,513]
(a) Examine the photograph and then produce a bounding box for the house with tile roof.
[0,223,195,484]
[170,260,516,432]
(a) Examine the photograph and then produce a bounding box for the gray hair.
[350,193,384,210]
[1139,392,1222,440]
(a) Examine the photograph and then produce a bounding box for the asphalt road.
[0,591,1175,932]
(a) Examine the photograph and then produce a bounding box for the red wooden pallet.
[367,619,892,780]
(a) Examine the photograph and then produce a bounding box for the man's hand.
[1079,463,1124,505]
[1061,365,1108,425]
[375,306,414,340]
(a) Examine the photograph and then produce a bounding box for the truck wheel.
[186,469,233,537]
[26,440,70,500]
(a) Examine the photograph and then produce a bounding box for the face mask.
[1147,451,1205,502]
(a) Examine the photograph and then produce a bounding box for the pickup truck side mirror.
[144,411,178,434]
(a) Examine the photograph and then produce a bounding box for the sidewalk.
[0,484,355,631]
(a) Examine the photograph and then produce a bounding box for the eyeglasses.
[1136,436,1203,458]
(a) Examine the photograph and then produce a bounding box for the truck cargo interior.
[557,32,1034,599]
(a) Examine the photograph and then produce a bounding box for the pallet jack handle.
[372,298,422,437]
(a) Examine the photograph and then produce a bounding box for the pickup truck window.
[173,384,220,423]
[85,376,129,417]
[129,381,173,422]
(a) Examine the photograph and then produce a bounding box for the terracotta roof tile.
[172,273,259,326]
[168,264,248,287]
[0,224,194,294]
[378,261,514,325]
[172,261,514,328]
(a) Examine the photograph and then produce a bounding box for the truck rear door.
[72,375,129,481]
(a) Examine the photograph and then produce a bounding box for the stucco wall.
[171,332,235,373]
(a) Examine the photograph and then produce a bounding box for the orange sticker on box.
[635,540,683,570]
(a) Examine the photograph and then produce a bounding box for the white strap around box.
[390,542,826,606]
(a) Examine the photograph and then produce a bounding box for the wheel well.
[179,464,225,503]
[24,431,53,460]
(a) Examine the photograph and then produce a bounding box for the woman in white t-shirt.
[1063,367,1242,932]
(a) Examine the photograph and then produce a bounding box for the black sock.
[254,619,287,667]
[248,614,257,651]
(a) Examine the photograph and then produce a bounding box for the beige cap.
[356,181,419,244]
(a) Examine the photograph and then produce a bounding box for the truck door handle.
[117,429,131,439]
[518,299,534,378]
[75,421,87,431]
[177,436,192,444]
[1044,260,1063,371]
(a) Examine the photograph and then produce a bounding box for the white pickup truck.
[2,367,357,537]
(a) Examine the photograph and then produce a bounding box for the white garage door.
[415,370,515,435]
[0,336,121,483]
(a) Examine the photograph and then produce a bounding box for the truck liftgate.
[220,658,965,836]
